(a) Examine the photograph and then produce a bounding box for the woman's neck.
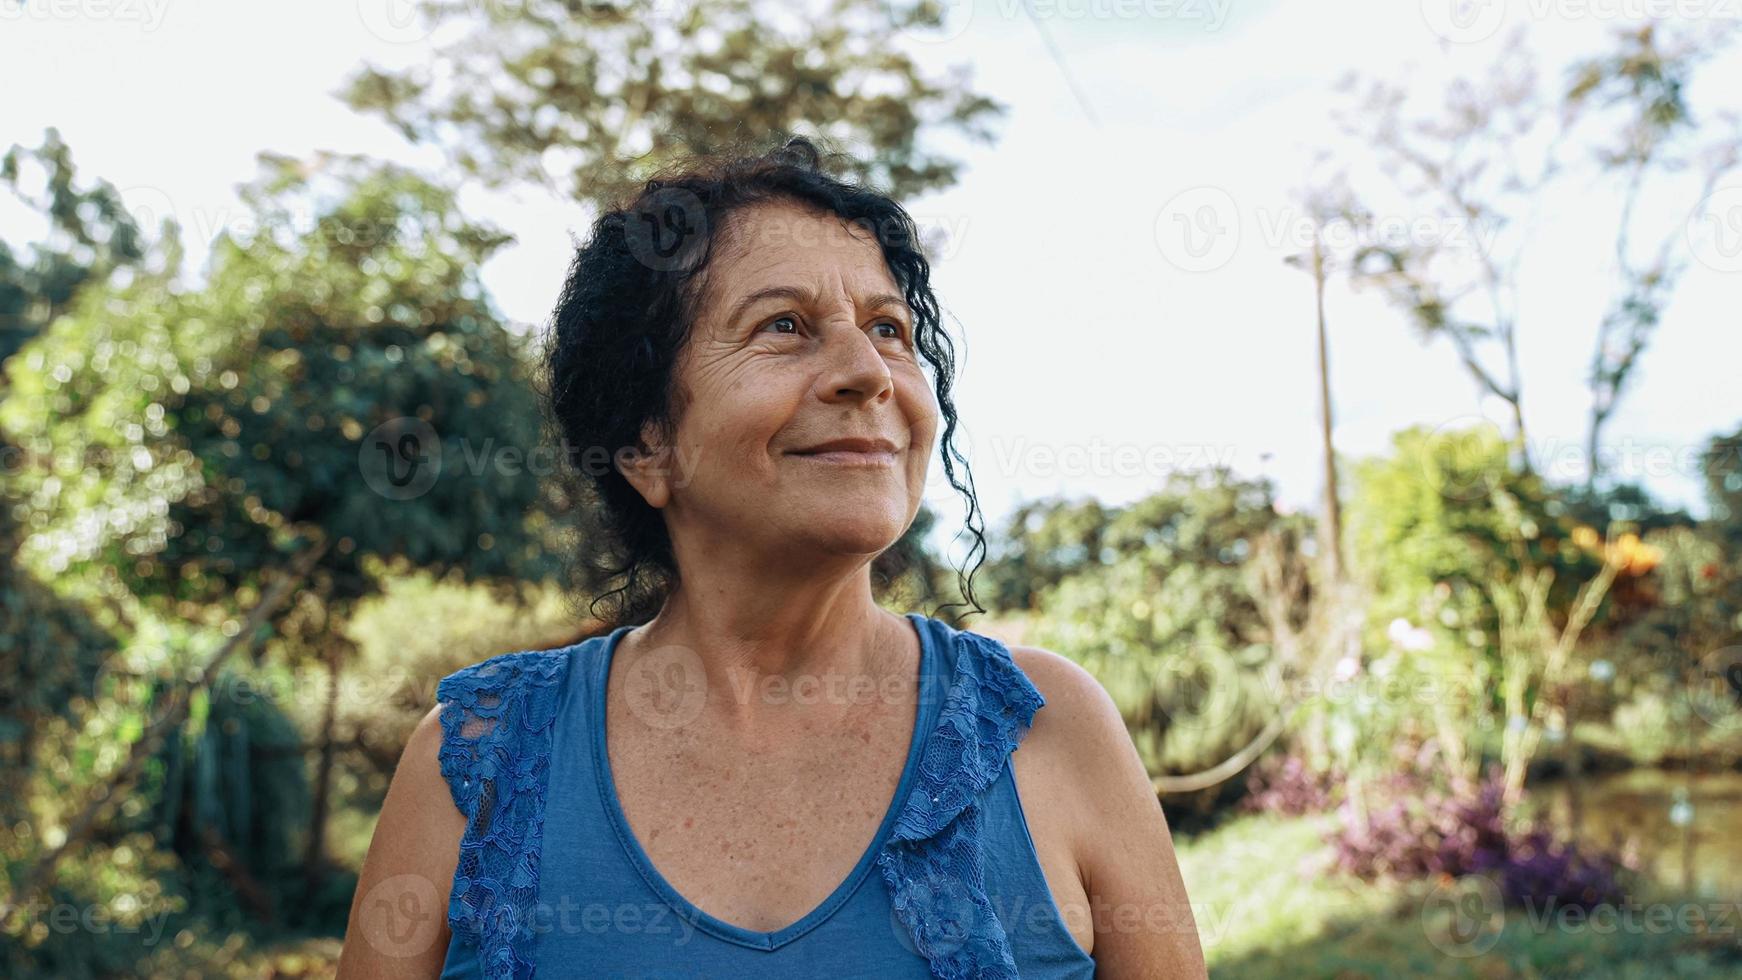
[627,560,914,732]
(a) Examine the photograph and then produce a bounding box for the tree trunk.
[1312,229,1344,585]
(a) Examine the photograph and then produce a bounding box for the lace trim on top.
[436,648,569,980]
[876,627,1048,980]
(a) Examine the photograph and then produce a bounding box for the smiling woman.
[336,135,1207,980]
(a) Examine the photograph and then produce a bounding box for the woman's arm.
[336,704,467,979]
[1011,646,1210,980]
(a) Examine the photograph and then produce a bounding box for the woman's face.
[629,200,939,569]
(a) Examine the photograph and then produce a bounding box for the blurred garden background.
[3,1,1742,977]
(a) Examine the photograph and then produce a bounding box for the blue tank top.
[433,612,1096,979]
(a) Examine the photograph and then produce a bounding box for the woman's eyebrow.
[863,293,913,321]
[723,285,911,325]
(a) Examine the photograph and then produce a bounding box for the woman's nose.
[816,322,894,404]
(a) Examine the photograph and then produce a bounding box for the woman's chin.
[782,515,909,559]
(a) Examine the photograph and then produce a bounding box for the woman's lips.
[789,449,899,467]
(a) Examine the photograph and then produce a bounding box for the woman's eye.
[764,315,799,334]
[874,321,904,339]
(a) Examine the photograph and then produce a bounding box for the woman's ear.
[615,420,674,510]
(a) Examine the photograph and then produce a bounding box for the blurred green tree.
[0,128,142,826]
[0,128,145,368]
[1342,423,1624,801]
[341,0,1004,207]
[1,151,559,922]
[1019,470,1316,800]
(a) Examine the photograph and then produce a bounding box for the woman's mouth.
[787,437,902,467]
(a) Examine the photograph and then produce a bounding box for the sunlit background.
[3,0,1741,976]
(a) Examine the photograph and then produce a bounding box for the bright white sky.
[3,0,1739,560]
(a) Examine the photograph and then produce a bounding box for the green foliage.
[1347,424,1602,660]
[1019,469,1313,778]
[341,0,1005,205]
[1701,421,1742,554]
[0,561,116,823]
[1,154,556,614]
[981,497,1114,612]
[0,128,145,367]
[1336,424,1610,777]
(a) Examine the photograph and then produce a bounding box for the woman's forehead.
[716,201,888,266]
[699,204,901,313]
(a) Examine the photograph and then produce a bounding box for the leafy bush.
[1020,468,1315,779]
[1239,753,1346,816]
[1328,767,1636,910]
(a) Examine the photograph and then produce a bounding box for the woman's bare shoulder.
[1004,644,1209,978]
[1004,644,1130,768]
[335,704,465,978]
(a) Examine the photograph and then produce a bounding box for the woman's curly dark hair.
[539,133,985,629]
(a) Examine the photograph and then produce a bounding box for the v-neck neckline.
[590,612,937,951]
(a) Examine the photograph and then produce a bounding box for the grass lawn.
[1175,811,1742,979]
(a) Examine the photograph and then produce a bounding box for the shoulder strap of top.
[877,621,1047,980]
[436,646,572,980]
